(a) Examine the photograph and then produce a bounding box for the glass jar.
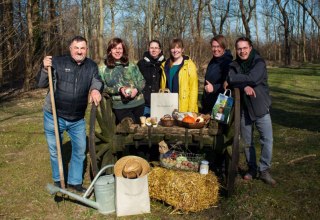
[199,160,209,174]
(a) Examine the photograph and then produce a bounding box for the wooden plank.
[116,124,222,136]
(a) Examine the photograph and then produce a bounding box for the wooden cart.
[88,88,240,195]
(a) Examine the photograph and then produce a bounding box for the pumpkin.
[182,115,196,124]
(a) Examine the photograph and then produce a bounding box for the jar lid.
[201,160,209,165]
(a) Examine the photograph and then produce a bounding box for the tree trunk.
[254,7,259,49]
[98,0,104,66]
[58,0,64,53]
[239,0,256,38]
[24,0,35,91]
[301,0,306,62]
[219,0,230,34]
[276,0,291,66]
[294,0,320,29]
[147,0,152,41]
[207,1,217,36]
[110,0,115,37]
[49,0,57,54]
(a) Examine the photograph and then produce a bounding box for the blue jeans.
[44,110,86,185]
[240,110,273,172]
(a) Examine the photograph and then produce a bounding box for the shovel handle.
[48,66,65,189]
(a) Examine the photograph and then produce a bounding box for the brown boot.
[260,170,276,186]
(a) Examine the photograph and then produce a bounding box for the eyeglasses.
[237,47,250,52]
[212,45,221,49]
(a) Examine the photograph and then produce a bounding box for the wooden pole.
[48,66,65,189]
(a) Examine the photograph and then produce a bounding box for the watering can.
[47,164,115,215]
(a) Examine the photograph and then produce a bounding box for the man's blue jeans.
[240,110,273,172]
[44,110,86,185]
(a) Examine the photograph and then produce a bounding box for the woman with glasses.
[201,35,233,114]
[99,37,145,124]
[201,35,233,179]
[161,38,198,113]
[137,40,165,117]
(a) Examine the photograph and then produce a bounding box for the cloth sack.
[211,89,234,124]
[151,89,178,122]
[115,175,151,217]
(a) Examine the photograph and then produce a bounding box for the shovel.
[48,66,65,189]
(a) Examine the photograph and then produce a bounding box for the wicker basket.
[175,119,206,129]
[160,118,175,127]
[160,150,205,172]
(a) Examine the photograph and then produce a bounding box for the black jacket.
[201,50,233,114]
[227,53,271,120]
[137,51,165,107]
[37,55,103,121]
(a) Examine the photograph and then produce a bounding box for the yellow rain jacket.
[160,57,198,113]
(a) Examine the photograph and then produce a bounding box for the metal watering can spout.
[46,164,115,214]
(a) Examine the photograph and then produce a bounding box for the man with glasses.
[224,37,276,186]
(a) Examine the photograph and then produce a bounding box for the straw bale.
[148,166,219,212]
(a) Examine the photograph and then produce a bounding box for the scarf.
[236,49,256,75]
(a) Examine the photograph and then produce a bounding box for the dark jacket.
[37,55,103,121]
[201,50,233,114]
[137,51,165,107]
[227,53,271,120]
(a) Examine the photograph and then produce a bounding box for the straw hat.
[114,156,150,178]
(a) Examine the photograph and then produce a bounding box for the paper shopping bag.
[151,89,178,122]
[115,175,151,217]
[211,89,234,124]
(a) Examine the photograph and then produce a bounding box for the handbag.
[115,175,151,216]
[151,89,178,122]
[211,89,234,124]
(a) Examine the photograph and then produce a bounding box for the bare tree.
[110,0,116,37]
[294,0,320,28]
[239,0,256,38]
[98,0,105,65]
[276,0,291,66]
[0,0,15,86]
[24,0,41,91]
[207,0,231,35]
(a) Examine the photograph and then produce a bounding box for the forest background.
[1,0,320,92]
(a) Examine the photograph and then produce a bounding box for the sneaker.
[260,170,276,186]
[54,181,61,188]
[68,184,87,193]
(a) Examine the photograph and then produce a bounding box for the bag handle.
[223,89,232,97]
[159,88,170,93]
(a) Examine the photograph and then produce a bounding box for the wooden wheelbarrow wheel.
[88,104,99,177]
[88,96,117,177]
[226,88,241,196]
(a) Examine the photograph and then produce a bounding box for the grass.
[0,65,319,219]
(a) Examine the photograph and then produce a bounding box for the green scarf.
[236,49,256,109]
[236,49,256,75]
